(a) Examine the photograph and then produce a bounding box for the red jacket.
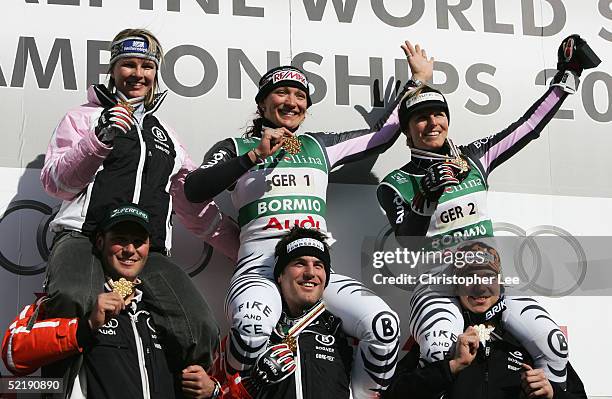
[2,299,253,398]
[1,296,81,376]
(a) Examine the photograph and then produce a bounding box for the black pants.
[43,231,219,371]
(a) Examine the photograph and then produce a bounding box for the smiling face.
[406,106,449,151]
[97,222,150,281]
[277,256,326,316]
[260,86,308,130]
[458,269,501,314]
[111,57,157,99]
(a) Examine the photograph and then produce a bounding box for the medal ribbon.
[286,301,326,338]
[410,138,462,162]
[410,138,469,176]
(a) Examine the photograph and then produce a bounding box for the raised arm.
[463,34,600,178]
[308,41,434,169]
[41,86,137,201]
[184,139,245,202]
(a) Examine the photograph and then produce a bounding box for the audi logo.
[0,200,56,275]
[0,199,213,277]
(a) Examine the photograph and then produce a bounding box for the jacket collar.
[88,84,167,114]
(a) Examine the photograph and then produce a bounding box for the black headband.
[256,66,312,107]
[399,89,450,129]
[274,237,330,286]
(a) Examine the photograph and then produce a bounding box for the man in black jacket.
[383,241,587,399]
[247,227,354,399]
[3,204,220,399]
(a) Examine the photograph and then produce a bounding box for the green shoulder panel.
[380,169,420,202]
[233,137,260,156]
[233,135,328,173]
[438,158,487,204]
[379,159,487,204]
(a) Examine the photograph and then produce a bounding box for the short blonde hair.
[107,28,163,107]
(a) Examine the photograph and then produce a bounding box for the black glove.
[552,34,601,93]
[251,344,296,386]
[555,34,601,77]
[240,344,296,396]
[95,104,135,145]
[420,162,461,201]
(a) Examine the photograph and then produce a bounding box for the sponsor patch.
[372,311,399,344]
[287,238,324,253]
[315,353,335,362]
[111,206,149,222]
[404,92,446,110]
[271,69,307,87]
[99,318,119,336]
[315,334,335,347]
[152,126,168,142]
[548,329,569,358]
[122,39,149,54]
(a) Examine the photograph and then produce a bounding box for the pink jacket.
[41,85,239,260]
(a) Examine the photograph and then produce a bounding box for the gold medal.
[110,277,137,301]
[118,100,135,114]
[449,156,469,174]
[282,136,301,155]
[283,335,298,353]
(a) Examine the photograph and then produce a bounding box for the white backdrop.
[1,0,611,396]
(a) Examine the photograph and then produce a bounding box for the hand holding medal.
[449,326,480,375]
[88,288,133,331]
[117,99,135,115]
[95,102,136,144]
[251,127,298,162]
[420,161,462,200]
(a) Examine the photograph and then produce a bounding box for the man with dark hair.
[382,241,587,399]
[2,204,220,399]
[224,226,353,399]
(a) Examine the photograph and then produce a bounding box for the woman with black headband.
[184,41,432,398]
[40,28,239,375]
[377,34,600,389]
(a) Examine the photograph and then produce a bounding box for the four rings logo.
[0,199,213,277]
[0,200,56,275]
[373,222,587,296]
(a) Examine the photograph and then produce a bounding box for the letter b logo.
[372,311,399,344]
